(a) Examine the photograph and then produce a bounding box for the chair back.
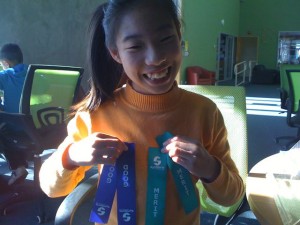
[180,85,248,216]
[186,66,216,85]
[0,64,83,187]
[286,70,300,114]
[20,64,83,129]
[279,64,300,109]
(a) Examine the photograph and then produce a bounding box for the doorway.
[236,36,258,63]
[216,33,236,83]
[236,36,259,78]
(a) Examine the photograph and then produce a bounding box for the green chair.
[54,85,249,225]
[276,70,300,150]
[181,85,248,225]
[278,64,300,109]
[0,64,83,220]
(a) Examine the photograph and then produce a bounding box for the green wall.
[239,0,300,69]
[181,0,300,83]
[181,0,240,82]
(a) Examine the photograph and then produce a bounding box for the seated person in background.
[0,43,29,185]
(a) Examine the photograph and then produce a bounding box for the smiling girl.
[40,1,244,224]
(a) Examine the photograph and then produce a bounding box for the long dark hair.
[73,3,124,112]
[74,0,181,112]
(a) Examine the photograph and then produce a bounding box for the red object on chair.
[186,66,216,85]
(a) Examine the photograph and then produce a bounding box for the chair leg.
[214,214,235,225]
[275,127,300,150]
[213,196,250,225]
[33,154,42,188]
[274,136,300,150]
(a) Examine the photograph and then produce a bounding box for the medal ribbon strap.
[156,132,199,214]
[90,143,136,224]
[90,164,117,223]
[116,143,137,225]
[145,147,168,225]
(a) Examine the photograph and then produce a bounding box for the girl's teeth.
[146,72,167,80]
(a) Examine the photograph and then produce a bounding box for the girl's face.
[109,2,182,95]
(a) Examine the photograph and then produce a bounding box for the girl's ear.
[109,48,122,64]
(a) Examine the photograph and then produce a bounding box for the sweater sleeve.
[202,107,245,206]
[39,112,93,198]
[0,70,8,89]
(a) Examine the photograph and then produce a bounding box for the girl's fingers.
[94,133,128,151]
[93,154,118,165]
[163,140,197,156]
[93,145,121,159]
[90,133,128,164]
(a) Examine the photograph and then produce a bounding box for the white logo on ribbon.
[97,206,106,216]
[153,156,161,166]
[123,212,131,222]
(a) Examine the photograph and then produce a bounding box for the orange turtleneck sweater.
[40,83,244,225]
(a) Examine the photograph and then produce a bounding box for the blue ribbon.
[90,132,198,224]
[90,143,136,224]
[116,143,136,225]
[90,164,117,223]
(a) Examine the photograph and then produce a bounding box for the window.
[278,31,300,65]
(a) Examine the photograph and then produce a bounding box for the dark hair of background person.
[0,43,23,65]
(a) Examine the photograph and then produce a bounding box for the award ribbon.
[145,147,168,225]
[90,164,117,223]
[116,143,136,225]
[156,132,199,214]
[90,143,136,225]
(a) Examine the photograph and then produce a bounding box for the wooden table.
[246,144,300,225]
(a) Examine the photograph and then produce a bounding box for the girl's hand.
[161,136,220,182]
[66,133,128,167]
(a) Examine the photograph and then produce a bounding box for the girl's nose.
[145,47,166,66]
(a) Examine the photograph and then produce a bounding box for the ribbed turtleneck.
[119,82,183,112]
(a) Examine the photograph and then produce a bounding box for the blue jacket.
[0,64,28,113]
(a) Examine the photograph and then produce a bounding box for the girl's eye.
[161,35,174,43]
[125,43,143,51]
[128,45,141,50]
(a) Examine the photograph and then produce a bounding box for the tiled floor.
[0,83,295,225]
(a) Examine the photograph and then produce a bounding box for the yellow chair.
[54,85,248,225]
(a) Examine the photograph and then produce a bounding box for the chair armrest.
[55,173,98,225]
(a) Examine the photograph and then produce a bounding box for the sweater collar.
[121,82,182,112]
